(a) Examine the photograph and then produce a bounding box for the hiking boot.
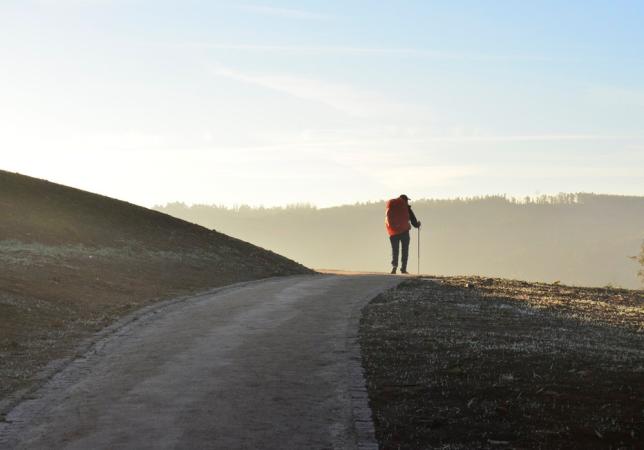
[401,269,409,274]
[390,267,397,274]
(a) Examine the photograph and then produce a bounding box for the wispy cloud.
[378,165,483,190]
[237,4,331,20]
[178,42,549,62]
[489,165,644,181]
[250,133,644,149]
[211,66,404,117]
[402,134,644,143]
[33,0,113,5]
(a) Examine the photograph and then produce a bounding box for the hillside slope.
[0,170,311,403]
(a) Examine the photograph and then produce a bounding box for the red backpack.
[385,197,411,236]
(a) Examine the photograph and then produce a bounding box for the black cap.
[400,194,410,201]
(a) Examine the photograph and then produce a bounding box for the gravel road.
[0,274,400,450]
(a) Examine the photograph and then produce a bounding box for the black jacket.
[408,206,420,228]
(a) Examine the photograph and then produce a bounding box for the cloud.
[32,0,114,5]
[377,165,483,190]
[337,134,644,147]
[211,66,403,117]
[237,4,330,20]
[178,42,549,62]
[404,134,644,143]
[494,165,644,179]
[190,44,433,55]
[249,132,644,151]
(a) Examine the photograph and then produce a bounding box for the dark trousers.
[390,231,410,270]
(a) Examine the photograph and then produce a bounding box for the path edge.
[0,274,317,419]
[345,278,402,450]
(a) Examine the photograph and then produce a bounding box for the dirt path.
[0,274,401,450]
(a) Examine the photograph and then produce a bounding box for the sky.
[1,0,643,207]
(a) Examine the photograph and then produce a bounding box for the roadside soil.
[360,276,643,449]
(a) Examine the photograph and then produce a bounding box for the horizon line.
[152,191,644,211]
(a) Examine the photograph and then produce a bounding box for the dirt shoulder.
[0,243,309,406]
[359,276,643,449]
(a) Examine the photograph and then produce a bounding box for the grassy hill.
[0,170,311,404]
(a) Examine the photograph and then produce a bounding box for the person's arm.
[408,206,421,228]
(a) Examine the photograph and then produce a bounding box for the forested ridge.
[156,193,644,288]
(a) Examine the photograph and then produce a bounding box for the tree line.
[156,193,644,289]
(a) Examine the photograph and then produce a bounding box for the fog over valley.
[157,193,644,289]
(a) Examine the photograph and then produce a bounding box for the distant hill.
[0,170,311,403]
[157,194,644,289]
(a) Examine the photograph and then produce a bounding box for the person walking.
[385,194,421,274]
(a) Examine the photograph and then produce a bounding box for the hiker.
[385,194,421,274]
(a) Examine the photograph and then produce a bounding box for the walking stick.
[417,225,421,275]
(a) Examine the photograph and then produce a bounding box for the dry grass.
[360,276,643,449]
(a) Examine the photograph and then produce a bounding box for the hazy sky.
[2,0,643,207]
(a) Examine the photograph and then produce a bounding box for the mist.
[156,193,644,289]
